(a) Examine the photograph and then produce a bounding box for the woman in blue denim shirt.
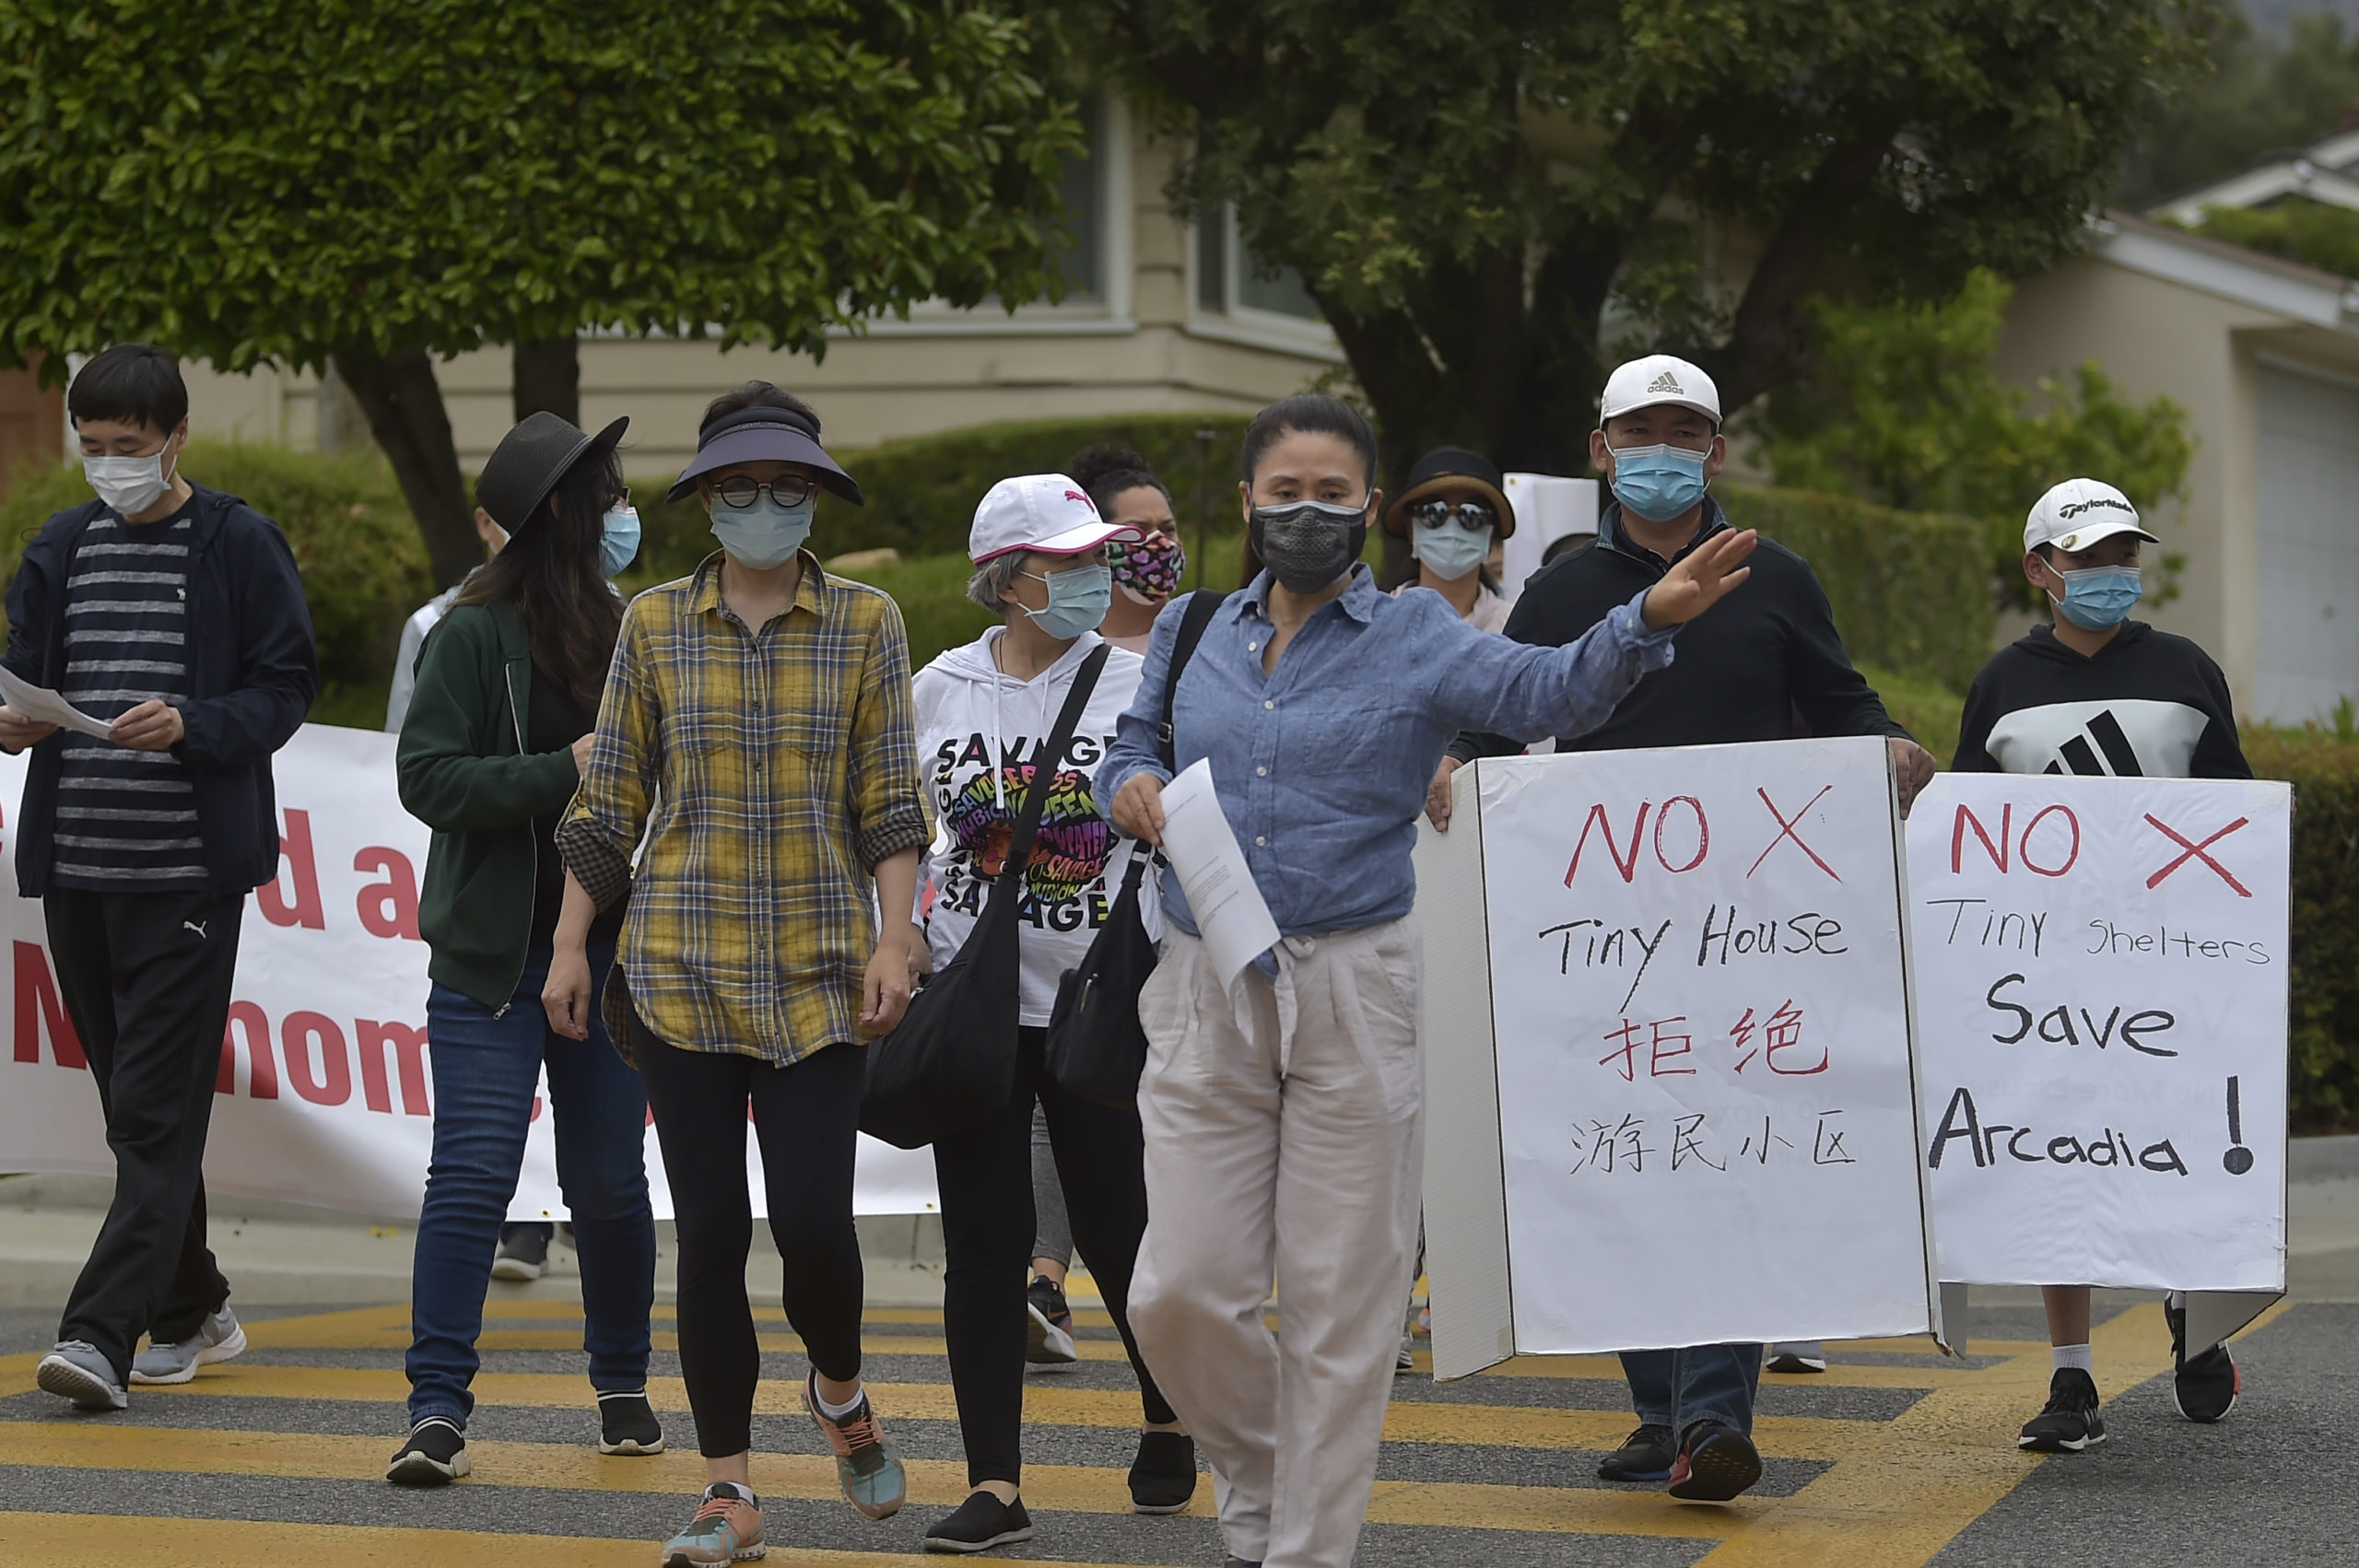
[1098,394,1755,1568]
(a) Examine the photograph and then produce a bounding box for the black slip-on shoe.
[922,1491,1033,1553]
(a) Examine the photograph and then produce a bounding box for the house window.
[1196,204,1321,323]
[1046,98,1105,303]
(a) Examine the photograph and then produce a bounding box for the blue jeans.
[1620,1343,1764,1437]
[405,937,655,1427]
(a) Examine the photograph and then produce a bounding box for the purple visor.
[666,405,863,505]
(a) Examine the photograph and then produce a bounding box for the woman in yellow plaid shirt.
[544,382,928,1568]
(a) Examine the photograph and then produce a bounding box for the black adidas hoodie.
[1954,620,2249,780]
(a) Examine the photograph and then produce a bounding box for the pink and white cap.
[968,473,1144,563]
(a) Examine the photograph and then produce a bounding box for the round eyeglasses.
[710,474,818,509]
[1409,497,1496,532]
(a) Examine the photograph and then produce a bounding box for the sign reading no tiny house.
[1907,776,2291,1293]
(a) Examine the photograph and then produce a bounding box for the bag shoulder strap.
[1001,642,1111,880]
[1157,590,1230,773]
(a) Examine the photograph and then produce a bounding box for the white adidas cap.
[2024,477,2159,555]
[968,473,1144,564]
[1599,354,1722,426]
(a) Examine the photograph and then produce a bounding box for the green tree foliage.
[0,2,1079,584]
[1065,1,2204,517]
[2196,194,2359,275]
[2118,7,2359,207]
[1749,270,2194,602]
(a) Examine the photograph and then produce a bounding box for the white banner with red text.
[0,724,942,1220]
[1907,773,2290,1292]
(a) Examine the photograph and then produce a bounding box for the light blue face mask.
[600,504,641,578]
[1020,562,1113,640]
[1608,442,1711,523]
[1414,521,1495,581]
[2051,564,2142,631]
[709,495,814,571]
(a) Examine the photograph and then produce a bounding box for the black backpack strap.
[1157,590,1230,774]
[1003,643,1112,878]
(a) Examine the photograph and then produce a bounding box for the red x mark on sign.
[2143,813,2252,897]
[1747,786,1840,882]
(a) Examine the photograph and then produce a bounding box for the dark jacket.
[396,598,585,1008]
[2,485,317,897]
[1451,496,1909,758]
[1954,621,2249,780]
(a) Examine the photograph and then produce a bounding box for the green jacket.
[395,598,583,1009]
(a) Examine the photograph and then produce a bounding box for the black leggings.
[935,1025,1176,1487]
[632,1017,866,1458]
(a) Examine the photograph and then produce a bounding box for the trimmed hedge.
[0,442,434,727]
[2243,726,2359,1131]
[630,413,1257,583]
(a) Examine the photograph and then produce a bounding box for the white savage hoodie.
[912,627,1160,1026]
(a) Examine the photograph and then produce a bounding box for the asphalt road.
[4,1287,2352,1567]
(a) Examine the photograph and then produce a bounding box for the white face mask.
[81,439,180,518]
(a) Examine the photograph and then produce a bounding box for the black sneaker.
[1666,1421,1763,1502]
[2018,1367,2106,1452]
[2163,1300,2240,1422]
[1129,1429,1198,1514]
[1025,1276,1078,1365]
[922,1491,1033,1553]
[597,1390,665,1455]
[1596,1422,1676,1482]
[491,1223,551,1282]
[387,1417,470,1485]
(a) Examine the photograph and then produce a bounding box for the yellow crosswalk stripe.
[135,1362,1881,1459]
[0,1421,1746,1539]
[0,1512,1161,1568]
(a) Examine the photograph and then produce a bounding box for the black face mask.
[1250,498,1367,592]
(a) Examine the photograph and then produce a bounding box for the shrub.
[1857,663,1965,768]
[1724,486,1994,692]
[2243,724,2359,1131]
[629,412,1256,581]
[0,444,434,722]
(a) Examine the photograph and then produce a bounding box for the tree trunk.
[335,346,479,588]
[512,336,581,427]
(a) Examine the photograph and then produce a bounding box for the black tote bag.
[858,644,1109,1151]
[1044,590,1227,1107]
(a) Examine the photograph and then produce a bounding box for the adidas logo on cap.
[1648,371,1682,394]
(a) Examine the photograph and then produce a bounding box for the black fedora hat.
[1382,446,1516,539]
[666,404,863,506]
[476,412,629,533]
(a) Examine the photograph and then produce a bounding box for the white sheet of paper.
[0,664,114,740]
[1157,758,1281,984]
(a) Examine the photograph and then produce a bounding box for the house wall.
[175,117,1337,484]
[1996,258,2316,708]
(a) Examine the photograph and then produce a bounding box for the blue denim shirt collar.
[1239,563,1383,625]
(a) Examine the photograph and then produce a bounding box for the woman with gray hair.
[908,474,1194,1553]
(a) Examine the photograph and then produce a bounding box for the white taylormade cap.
[2024,477,2159,555]
[1599,354,1722,426]
[968,473,1144,564]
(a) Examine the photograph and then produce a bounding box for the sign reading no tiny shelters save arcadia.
[1418,737,1939,1376]
[1906,775,2290,1293]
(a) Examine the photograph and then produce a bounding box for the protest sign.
[0,726,941,1220]
[1907,775,2289,1293]
[1417,737,1939,1378]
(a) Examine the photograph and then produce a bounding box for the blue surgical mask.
[1414,521,1494,581]
[1020,563,1113,640]
[1608,442,1710,523]
[2051,564,2142,631]
[709,495,814,570]
[600,504,641,578]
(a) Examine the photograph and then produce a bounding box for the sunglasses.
[1409,497,1496,532]
[710,474,818,509]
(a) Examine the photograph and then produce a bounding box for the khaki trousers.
[1129,919,1424,1568]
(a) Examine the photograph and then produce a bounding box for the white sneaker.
[1396,1329,1416,1374]
[131,1306,247,1385]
